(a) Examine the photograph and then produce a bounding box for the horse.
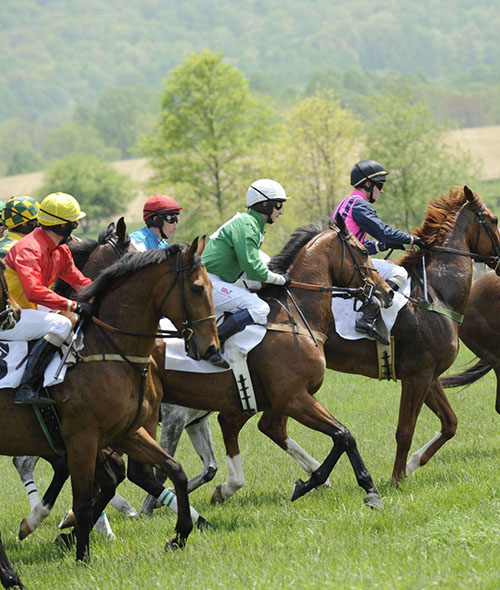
[0,239,219,588]
[149,218,394,509]
[440,270,500,410]
[206,185,500,504]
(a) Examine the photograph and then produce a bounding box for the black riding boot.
[208,310,254,368]
[355,300,390,346]
[14,338,59,406]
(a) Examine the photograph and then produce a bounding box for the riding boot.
[355,300,390,346]
[14,338,59,406]
[208,310,255,368]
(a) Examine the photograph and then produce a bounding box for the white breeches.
[372,258,408,288]
[0,308,72,346]
[208,273,270,325]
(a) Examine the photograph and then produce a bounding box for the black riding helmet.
[350,160,389,187]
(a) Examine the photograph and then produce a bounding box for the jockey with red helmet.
[130,194,182,251]
[331,160,424,344]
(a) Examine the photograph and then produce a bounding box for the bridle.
[0,265,19,331]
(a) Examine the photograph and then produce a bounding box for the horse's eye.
[191,284,203,294]
[361,249,369,258]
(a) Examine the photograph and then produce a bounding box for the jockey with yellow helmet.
[0,196,40,259]
[130,194,182,251]
[201,178,290,367]
[3,192,92,405]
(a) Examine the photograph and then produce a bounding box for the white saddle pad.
[161,318,266,373]
[332,278,411,340]
[0,341,68,389]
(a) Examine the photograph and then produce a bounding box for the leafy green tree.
[37,155,135,234]
[141,50,275,235]
[42,122,120,162]
[363,89,481,231]
[6,146,43,175]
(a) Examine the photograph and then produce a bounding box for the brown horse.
[203,186,500,503]
[0,240,219,588]
[440,270,500,410]
[153,218,394,509]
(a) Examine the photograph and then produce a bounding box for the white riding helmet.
[246,179,288,207]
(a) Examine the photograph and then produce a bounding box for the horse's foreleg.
[185,416,218,492]
[120,427,193,550]
[0,531,25,590]
[258,410,330,488]
[17,454,69,541]
[392,374,433,484]
[12,456,41,510]
[406,380,458,476]
[211,412,252,503]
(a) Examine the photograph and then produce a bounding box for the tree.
[141,50,275,236]
[36,155,135,234]
[363,89,481,231]
[41,122,120,162]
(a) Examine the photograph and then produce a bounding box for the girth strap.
[265,322,328,343]
[416,300,464,324]
[79,353,151,364]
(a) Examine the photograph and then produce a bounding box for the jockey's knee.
[248,300,270,326]
[386,267,408,291]
[45,314,73,343]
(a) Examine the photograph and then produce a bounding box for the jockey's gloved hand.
[75,301,93,320]
[266,271,290,286]
[383,242,406,251]
[412,236,428,249]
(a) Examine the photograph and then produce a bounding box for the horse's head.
[331,214,394,308]
[84,217,132,279]
[0,259,20,330]
[463,186,500,276]
[155,237,219,361]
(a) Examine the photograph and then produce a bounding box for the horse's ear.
[116,217,127,241]
[196,235,206,255]
[335,212,347,234]
[464,186,474,203]
[107,221,115,233]
[186,237,200,262]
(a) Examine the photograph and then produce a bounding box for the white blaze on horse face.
[219,454,245,500]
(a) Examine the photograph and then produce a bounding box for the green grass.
[1,345,499,589]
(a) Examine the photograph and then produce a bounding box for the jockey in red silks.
[3,192,92,406]
[331,160,425,344]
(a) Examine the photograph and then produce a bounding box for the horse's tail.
[440,359,492,388]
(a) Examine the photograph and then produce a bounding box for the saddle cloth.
[332,277,411,340]
[0,341,68,389]
[162,318,266,373]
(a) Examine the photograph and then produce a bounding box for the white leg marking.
[95,512,116,540]
[24,501,51,533]
[219,454,245,500]
[285,437,331,488]
[109,493,139,518]
[406,432,442,476]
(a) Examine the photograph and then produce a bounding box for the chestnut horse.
[0,240,219,589]
[198,186,500,503]
[152,219,394,509]
[440,270,500,410]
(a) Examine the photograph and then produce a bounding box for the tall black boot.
[14,339,59,406]
[208,310,254,368]
[355,300,390,346]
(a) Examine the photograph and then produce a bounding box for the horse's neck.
[426,211,473,313]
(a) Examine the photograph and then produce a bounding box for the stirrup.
[208,352,230,369]
[14,386,56,407]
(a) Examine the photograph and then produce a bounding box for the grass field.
[1,344,499,589]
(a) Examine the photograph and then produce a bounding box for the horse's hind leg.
[119,427,193,549]
[278,393,381,507]
[12,456,41,510]
[258,410,331,488]
[184,416,218,493]
[211,411,252,503]
[0,531,25,590]
[17,454,69,541]
[406,380,458,477]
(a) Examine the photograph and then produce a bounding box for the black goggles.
[271,200,284,210]
[373,181,385,191]
[163,213,179,224]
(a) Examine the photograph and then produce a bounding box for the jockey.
[3,192,92,406]
[331,160,424,344]
[129,194,182,251]
[0,201,5,240]
[0,196,40,259]
[201,178,290,367]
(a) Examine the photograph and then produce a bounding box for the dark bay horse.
[152,219,394,509]
[0,240,219,588]
[440,270,500,410]
[200,186,500,503]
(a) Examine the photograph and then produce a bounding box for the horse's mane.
[79,244,187,302]
[268,224,323,274]
[399,186,483,270]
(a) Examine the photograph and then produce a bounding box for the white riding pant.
[208,273,270,325]
[0,308,73,347]
[372,258,408,289]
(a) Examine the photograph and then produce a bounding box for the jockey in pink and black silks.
[331,160,424,344]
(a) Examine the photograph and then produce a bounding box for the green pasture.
[1,344,499,590]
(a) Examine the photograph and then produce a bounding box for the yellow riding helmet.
[38,192,86,226]
[1,196,40,229]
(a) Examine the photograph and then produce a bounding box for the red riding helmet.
[143,195,182,221]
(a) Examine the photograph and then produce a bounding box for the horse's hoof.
[122,506,140,519]
[58,509,75,529]
[17,518,32,541]
[196,516,213,531]
[364,492,383,510]
[0,570,25,590]
[55,532,75,551]
[210,485,225,504]
[164,536,186,552]
[290,479,306,502]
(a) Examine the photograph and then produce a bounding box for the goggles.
[272,200,284,210]
[163,213,179,224]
